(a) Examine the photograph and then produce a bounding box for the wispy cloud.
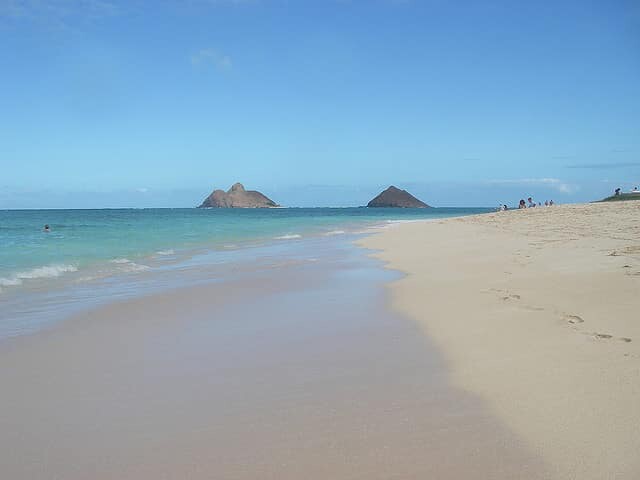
[0,0,119,28]
[191,48,233,72]
[486,178,578,194]
[565,162,640,169]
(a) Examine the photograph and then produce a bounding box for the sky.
[1,0,639,208]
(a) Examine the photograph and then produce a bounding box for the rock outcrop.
[367,186,430,208]
[198,183,279,208]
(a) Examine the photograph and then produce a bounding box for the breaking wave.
[110,258,150,272]
[110,258,131,264]
[0,264,79,291]
[274,234,302,240]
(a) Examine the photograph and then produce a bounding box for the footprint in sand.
[592,333,632,343]
[563,314,584,324]
[594,333,613,339]
[501,294,521,301]
[482,288,522,302]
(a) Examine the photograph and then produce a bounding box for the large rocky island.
[367,186,430,208]
[198,183,279,208]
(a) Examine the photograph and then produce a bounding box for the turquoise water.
[0,207,489,288]
[0,207,490,338]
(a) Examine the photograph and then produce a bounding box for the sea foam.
[110,258,131,264]
[110,258,150,272]
[16,264,78,279]
[274,234,302,240]
[0,264,79,291]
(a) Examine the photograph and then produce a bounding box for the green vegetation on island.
[599,193,640,202]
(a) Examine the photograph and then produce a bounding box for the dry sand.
[360,201,640,479]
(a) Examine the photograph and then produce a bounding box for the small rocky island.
[198,183,279,208]
[367,186,430,208]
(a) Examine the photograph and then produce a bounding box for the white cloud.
[190,48,233,72]
[486,178,579,194]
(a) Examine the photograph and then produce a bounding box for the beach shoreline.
[0,230,547,479]
[0,207,490,340]
[4,202,638,478]
[360,201,640,479]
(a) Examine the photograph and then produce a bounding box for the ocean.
[0,207,490,339]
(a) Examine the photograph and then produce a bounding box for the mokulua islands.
[198,183,279,208]
[367,186,430,208]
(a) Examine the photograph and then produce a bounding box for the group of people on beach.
[518,197,554,209]
[498,197,554,211]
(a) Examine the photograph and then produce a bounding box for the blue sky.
[1,0,639,208]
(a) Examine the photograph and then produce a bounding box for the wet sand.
[0,238,546,479]
[361,201,640,479]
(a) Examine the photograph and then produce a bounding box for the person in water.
[43,224,50,232]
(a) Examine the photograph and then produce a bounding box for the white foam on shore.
[110,258,150,272]
[0,264,79,292]
[0,277,23,287]
[155,249,175,256]
[120,263,150,273]
[274,234,302,240]
[324,230,346,236]
[17,264,78,279]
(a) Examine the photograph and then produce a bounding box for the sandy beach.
[361,201,640,479]
[0,235,546,479]
[2,202,638,478]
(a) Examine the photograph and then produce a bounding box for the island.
[367,186,430,208]
[198,183,279,208]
